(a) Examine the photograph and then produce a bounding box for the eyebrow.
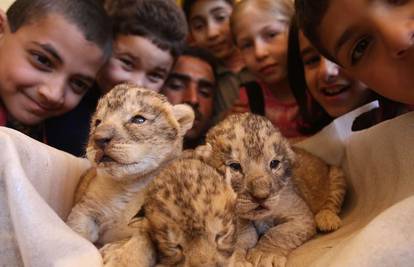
[210,7,226,14]
[334,26,357,58]
[169,72,215,87]
[169,72,190,82]
[300,46,316,57]
[32,42,63,64]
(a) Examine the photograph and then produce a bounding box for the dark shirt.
[45,86,101,157]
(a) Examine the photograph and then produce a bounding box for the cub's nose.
[93,125,115,149]
[249,176,271,202]
[94,136,112,149]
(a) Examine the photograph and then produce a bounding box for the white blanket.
[1,107,414,267]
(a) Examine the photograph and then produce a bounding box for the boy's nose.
[37,82,65,108]
[320,58,339,83]
[207,21,220,39]
[375,17,414,59]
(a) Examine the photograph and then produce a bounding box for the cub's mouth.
[95,150,117,164]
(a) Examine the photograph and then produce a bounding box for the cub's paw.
[315,209,342,232]
[232,248,253,267]
[100,240,127,266]
[247,248,287,267]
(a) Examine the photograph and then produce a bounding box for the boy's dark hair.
[109,0,188,57]
[287,16,409,134]
[294,0,335,62]
[182,0,234,21]
[7,0,113,60]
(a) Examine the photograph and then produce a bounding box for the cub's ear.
[172,104,195,135]
[282,139,296,165]
[194,143,213,161]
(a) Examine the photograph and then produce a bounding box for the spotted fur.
[145,158,238,267]
[196,113,316,267]
[66,84,194,246]
[101,158,239,267]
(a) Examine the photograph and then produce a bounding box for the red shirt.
[240,82,303,138]
[0,103,7,126]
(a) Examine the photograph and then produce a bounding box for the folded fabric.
[1,107,413,267]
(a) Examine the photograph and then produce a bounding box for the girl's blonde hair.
[230,0,294,40]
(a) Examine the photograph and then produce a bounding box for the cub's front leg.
[247,198,316,267]
[66,204,99,243]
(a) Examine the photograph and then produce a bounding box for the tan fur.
[195,113,316,267]
[66,84,194,246]
[145,158,238,267]
[291,147,347,232]
[99,158,240,267]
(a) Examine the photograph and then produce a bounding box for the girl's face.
[233,4,289,86]
[299,31,372,117]
[189,0,235,60]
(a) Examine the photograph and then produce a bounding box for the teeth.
[322,85,347,96]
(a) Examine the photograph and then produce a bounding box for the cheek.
[191,31,208,46]
[163,90,183,105]
[60,91,85,113]
[98,61,128,88]
[304,68,319,94]
[199,98,213,117]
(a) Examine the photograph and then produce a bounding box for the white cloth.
[1,105,414,267]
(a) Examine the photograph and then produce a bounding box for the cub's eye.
[228,162,242,172]
[270,159,280,169]
[94,119,102,127]
[130,115,146,124]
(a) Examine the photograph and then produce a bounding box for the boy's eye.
[119,57,134,70]
[350,37,372,65]
[70,78,91,94]
[148,72,165,83]
[30,51,54,70]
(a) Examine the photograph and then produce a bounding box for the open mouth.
[321,84,350,97]
[100,155,115,163]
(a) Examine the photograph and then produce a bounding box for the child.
[182,0,254,119]
[0,0,112,141]
[295,0,414,105]
[45,0,188,156]
[287,19,410,135]
[229,0,304,138]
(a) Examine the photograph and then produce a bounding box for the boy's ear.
[172,104,195,136]
[0,9,9,36]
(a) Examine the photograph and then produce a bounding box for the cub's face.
[204,113,295,221]
[145,159,237,267]
[86,84,194,180]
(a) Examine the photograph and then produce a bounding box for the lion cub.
[66,84,194,246]
[101,158,239,267]
[194,113,316,267]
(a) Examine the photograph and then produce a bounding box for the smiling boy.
[295,0,414,105]
[0,0,111,138]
